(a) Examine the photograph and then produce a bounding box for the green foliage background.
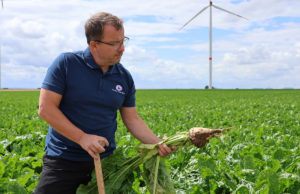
[0,89,299,193]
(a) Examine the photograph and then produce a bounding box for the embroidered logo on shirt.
[112,84,125,95]
[116,85,123,92]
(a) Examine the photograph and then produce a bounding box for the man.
[34,12,175,194]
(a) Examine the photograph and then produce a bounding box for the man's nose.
[118,44,125,52]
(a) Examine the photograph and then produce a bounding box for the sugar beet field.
[0,89,299,193]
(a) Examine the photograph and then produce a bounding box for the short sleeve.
[41,54,66,95]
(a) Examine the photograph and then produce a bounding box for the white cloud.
[2,62,47,88]
[4,63,46,80]
[123,45,206,88]
[1,0,300,89]
[125,21,179,36]
[6,18,46,39]
[215,41,300,88]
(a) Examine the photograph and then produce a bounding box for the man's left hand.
[157,137,178,157]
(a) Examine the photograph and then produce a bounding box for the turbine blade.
[212,5,248,20]
[179,5,210,31]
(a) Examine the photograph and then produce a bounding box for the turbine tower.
[179,1,247,89]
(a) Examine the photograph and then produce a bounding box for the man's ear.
[89,41,96,49]
[89,41,98,54]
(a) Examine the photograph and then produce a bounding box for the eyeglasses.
[93,37,129,50]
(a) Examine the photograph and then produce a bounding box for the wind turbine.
[0,0,3,89]
[179,1,247,89]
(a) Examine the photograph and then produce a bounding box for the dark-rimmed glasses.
[93,37,129,50]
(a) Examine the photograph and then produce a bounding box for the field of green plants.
[0,89,299,193]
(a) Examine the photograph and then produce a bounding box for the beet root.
[188,127,232,148]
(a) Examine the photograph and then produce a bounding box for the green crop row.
[0,89,299,193]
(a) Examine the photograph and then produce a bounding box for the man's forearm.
[120,107,175,157]
[125,116,175,157]
[39,104,85,144]
[126,117,161,144]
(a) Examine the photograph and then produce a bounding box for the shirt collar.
[83,47,119,74]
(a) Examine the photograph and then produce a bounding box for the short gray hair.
[84,12,123,44]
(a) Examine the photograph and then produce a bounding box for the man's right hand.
[78,134,109,160]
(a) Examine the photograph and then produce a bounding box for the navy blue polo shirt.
[41,47,136,161]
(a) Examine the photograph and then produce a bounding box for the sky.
[1,0,299,89]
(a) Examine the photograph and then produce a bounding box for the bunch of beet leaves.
[76,127,232,194]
